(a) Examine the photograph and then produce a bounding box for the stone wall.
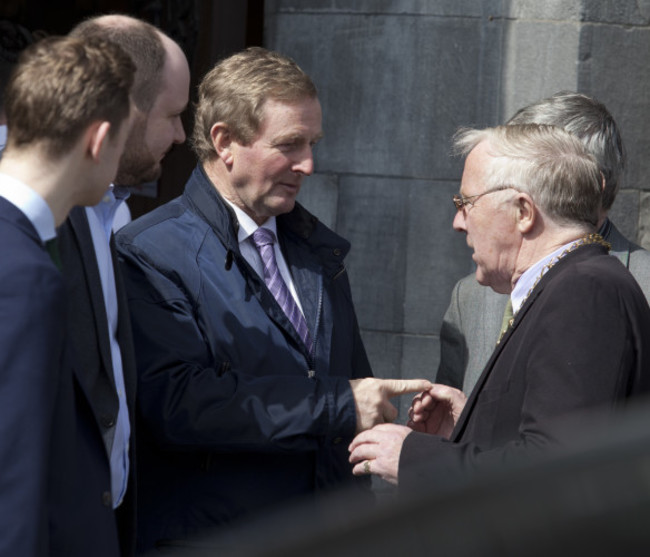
[264,0,650,411]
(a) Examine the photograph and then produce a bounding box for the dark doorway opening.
[1,0,265,218]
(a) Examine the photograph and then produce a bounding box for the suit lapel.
[66,208,115,389]
[281,235,322,342]
[111,235,137,411]
[451,284,543,442]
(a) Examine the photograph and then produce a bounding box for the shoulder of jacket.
[280,202,351,255]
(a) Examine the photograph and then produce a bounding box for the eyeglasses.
[452,185,517,211]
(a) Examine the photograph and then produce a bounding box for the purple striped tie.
[252,227,313,352]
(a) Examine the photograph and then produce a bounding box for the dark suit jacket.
[58,206,138,556]
[0,198,121,556]
[437,220,650,395]
[401,243,650,488]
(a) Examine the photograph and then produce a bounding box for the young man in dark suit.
[0,35,133,556]
[349,124,650,487]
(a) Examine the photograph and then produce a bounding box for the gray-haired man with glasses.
[439,92,650,395]
[348,122,650,487]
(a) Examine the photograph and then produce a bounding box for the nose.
[173,115,186,144]
[292,145,314,176]
[452,209,467,232]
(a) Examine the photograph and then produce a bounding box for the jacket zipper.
[306,281,324,377]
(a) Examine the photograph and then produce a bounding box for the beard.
[114,113,161,187]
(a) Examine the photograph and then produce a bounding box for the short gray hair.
[454,124,602,227]
[507,91,624,211]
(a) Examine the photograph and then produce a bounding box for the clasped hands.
[348,382,467,485]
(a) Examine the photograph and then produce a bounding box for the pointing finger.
[382,379,432,398]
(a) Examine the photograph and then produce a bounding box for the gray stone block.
[268,0,650,28]
[505,0,650,23]
[269,0,491,17]
[268,13,483,179]
[578,24,650,193]
[404,179,473,334]
[506,0,584,21]
[499,21,580,121]
[581,0,650,25]
[401,333,439,382]
[609,189,640,244]
[296,172,339,230]
[359,329,403,380]
[638,192,650,250]
[338,175,409,331]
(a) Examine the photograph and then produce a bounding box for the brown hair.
[192,47,317,162]
[70,15,165,112]
[5,35,134,157]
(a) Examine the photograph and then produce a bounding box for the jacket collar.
[602,218,638,268]
[183,164,351,265]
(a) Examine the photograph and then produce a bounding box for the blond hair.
[192,47,317,161]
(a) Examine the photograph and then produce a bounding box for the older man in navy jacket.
[117,47,430,551]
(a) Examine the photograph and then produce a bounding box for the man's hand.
[348,423,411,485]
[350,378,432,433]
[407,383,467,439]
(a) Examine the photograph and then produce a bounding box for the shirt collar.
[511,239,576,314]
[222,197,278,244]
[89,183,130,240]
[0,172,56,242]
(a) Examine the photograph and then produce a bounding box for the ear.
[87,121,112,162]
[514,192,536,234]
[211,122,234,165]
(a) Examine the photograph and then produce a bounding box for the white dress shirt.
[85,186,130,508]
[223,198,306,316]
[511,240,577,314]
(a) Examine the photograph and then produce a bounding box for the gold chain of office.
[501,233,611,338]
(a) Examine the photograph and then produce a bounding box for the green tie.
[497,298,513,344]
[45,238,62,271]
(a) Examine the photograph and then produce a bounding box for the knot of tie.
[252,227,276,249]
